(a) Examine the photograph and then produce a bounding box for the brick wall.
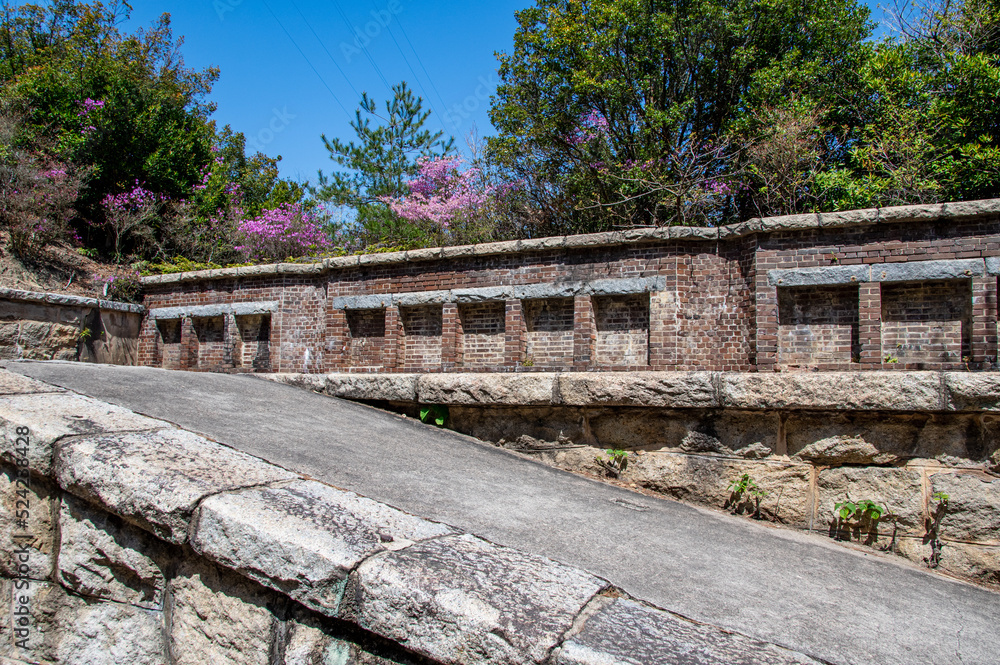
[458,302,505,368]
[401,305,443,370]
[347,309,386,369]
[778,286,860,370]
[138,204,1000,374]
[881,280,971,369]
[594,294,649,367]
[524,298,575,367]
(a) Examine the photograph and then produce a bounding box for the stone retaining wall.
[139,199,1000,374]
[267,371,1000,587]
[0,367,826,664]
[0,289,143,365]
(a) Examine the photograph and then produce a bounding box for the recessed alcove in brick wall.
[346,309,385,369]
[881,280,972,368]
[594,294,650,367]
[777,286,860,370]
[524,298,575,367]
[401,305,443,370]
[458,302,505,368]
[236,314,270,371]
[156,319,182,370]
[192,316,226,370]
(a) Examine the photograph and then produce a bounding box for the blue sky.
[125,1,888,184]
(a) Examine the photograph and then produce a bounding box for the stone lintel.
[148,301,279,320]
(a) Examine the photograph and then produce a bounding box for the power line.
[286,0,362,101]
[329,0,392,91]
[389,8,452,131]
[365,0,450,138]
[260,0,353,119]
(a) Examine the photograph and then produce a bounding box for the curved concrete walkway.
[7,361,1000,665]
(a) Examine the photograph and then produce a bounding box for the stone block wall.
[139,199,1000,375]
[0,288,142,365]
[0,367,827,665]
[268,370,1000,588]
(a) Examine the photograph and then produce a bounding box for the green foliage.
[316,82,454,249]
[727,473,768,517]
[932,491,950,506]
[78,327,92,342]
[595,448,629,477]
[488,0,873,233]
[834,498,886,522]
[419,405,449,427]
[0,2,310,264]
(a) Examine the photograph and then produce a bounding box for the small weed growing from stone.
[924,492,950,568]
[883,354,899,364]
[419,405,449,427]
[521,356,535,368]
[726,473,767,518]
[832,498,890,545]
[78,327,92,342]
[596,449,628,478]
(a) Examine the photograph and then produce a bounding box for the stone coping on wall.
[0,367,824,665]
[330,276,667,310]
[768,257,1000,287]
[0,287,145,314]
[264,370,1000,413]
[141,198,1000,286]
[147,300,279,319]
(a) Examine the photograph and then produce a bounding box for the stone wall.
[267,371,1000,587]
[0,367,828,665]
[140,199,1000,374]
[0,288,143,365]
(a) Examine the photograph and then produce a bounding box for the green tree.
[317,81,454,248]
[818,0,1000,208]
[488,0,873,232]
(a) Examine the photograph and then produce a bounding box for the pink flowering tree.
[100,182,164,262]
[379,156,520,245]
[235,203,331,261]
[0,156,86,259]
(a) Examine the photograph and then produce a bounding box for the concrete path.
[7,361,1000,665]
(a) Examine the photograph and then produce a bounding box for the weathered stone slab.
[819,208,879,228]
[193,479,454,615]
[758,213,821,233]
[168,557,278,665]
[343,533,607,665]
[58,493,172,609]
[264,373,328,393]
[418,373,557,406]
[55,429,296,543]
[929,471,1000,543]
[0,579,167,664]
[877,202,946,224]
[721,373,944,411]
[628,453,812,525]
[330,294,394,311]
[453,286,514,303]
[767,265,869,287]
[871,258,984,282]
[557,372,718,408]
[943,373,1000,411]
[0,392,167,474]
[816,467,925,535]
[555,597,822,665]
[393,289,452,306]
[0,466,57,579]
[513,281,585,300]
[897,538,1000,586]
[583,276,666,295]
[0,369,63,396]
[283,610,402,665]
[326,373,419,402]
